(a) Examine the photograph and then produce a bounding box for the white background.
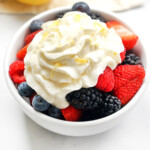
[1,1,150,150]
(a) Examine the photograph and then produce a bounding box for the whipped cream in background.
[24,11,124,109]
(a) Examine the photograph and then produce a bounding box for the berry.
[106,21,138,50]
[18,82,35,97]
[102,94,121,115]
[17,43,30,60]
[47,105,63,119]
[72,2,90,14]
[30,93,36,106]
[122,54,142,65]
[96,67,115,92]
[30,20,44,33]
[55,10,71,19]
[120,48,126,62]
[9,60,25,84]
[89,12,106,22]
[113,65,145,105]
[61,105,82,121]
[25,30,42,45]
[32,95,50,112]
[66,87,103,110]
[82,94,121,121]
[55,10,106,23]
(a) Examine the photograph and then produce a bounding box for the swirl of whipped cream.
[24,11,124,109]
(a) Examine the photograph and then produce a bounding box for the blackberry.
[55,10,71,19]
[55,9,106,22]
[81,94,121,121]
[66,87,103,110]
[89,12,106,23]
[122,54,142,65]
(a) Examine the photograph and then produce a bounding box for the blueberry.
[47,105,63,119]
[72,2,90,14]
[32,95,50,112]
[30,20,44,33]
[18,82,34,97]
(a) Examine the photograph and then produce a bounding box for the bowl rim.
[4,6,149,127]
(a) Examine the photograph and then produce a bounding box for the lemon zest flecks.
[48,20,60,27]
[75,14,82,22]
[94,22,107,35]
[50,63,63,78]
[55,63,63,67]
[75,58,88,64]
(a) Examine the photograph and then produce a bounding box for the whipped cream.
[24,11,124,109]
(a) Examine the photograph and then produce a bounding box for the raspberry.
[113,65,145,105]
[66,87,103,110]
[25,30,42,45]
[61,105,82,121]
[9,60,25,84]
[17,43,30,60]
[96,67,115,92]
[120,48,126,62]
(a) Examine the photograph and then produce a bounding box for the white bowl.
[4,6,149,136]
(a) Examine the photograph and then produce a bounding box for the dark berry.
[18,82,34,97]
[122,54,142,65]
[47,105,63,119]
[89,12,106,22]
[55,10,71,19]
[30,20,44,33]
[81,94,121,121]
[32,95,50,112]
[102,94,121,116]
[72,2,90,14]
[66,87,103,110]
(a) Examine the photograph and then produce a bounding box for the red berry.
[30,93,36,106]
[61,105,82,121]
[113,65,145,105]
[25,30,42,45]
[9,60,25,84]
[17,43,30,60]
[120,48,126,62]
[96,67,115,92]
[106,21,138,50]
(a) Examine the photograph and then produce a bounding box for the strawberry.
[25,29,42,45]
[120,48,126,62]
[113,65,145,105]
[61,105,82,121]
[96,67,115,92]
[106,21,138,50]
[17,43,30,60]
[9,60,25,84]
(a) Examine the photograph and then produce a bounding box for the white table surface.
[1,1,150,150]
